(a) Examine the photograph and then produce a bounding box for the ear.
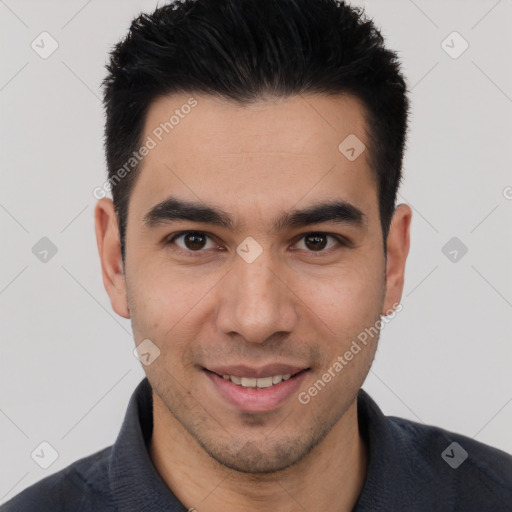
[382,203,412,315]
[94,198,130,319]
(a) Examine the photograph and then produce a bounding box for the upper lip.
[205,364,308,378]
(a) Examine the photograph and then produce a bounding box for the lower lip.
[205,370,308,413]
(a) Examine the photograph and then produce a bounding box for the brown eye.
[304,233,328,251]
[182,232,207,250]
[167,231,216,252]
[294,232,345,253]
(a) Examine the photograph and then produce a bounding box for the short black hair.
[102,0,409,261]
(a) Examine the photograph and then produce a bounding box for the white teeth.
[221,373,297,388]
[240,377,257,388]
[256,376,273,388]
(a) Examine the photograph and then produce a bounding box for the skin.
[95,92,412,511]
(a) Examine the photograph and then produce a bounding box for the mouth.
[203,366,310,413]
[206,368,307,387]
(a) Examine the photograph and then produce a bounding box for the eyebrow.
[143,196,366,233]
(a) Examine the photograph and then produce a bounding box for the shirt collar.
[108,378,186,511]
[108,377,412,511]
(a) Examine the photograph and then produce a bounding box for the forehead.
[130,92,378,229]
[144,92,369,156]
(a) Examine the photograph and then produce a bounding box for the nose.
[215,250,299,344]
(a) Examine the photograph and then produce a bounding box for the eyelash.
[164,231,350,257]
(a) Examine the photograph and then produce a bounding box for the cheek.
[129,261,192,320]
[127,265,214,356]
[296,259,383,329]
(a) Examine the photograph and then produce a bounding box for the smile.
[204,368,309,413]
[220,373,293,388]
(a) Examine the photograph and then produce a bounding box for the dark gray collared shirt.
[2,377,511,511]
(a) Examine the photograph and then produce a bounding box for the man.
[2,0,511,510]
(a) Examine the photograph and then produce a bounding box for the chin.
[196,430,325,475]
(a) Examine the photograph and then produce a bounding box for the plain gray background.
[1,0,511,502]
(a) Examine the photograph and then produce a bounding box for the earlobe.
[94,198,130,319]
[381,203,412,316]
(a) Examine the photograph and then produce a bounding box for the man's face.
[119,92,394,473]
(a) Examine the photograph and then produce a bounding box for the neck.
[150,394,367,512]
